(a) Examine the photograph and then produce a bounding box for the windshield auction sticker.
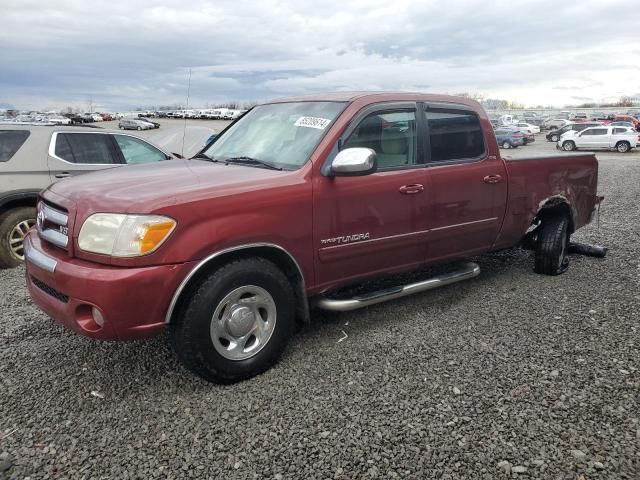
[294,116,332,129]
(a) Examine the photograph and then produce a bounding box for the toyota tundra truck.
[24,93,601,383]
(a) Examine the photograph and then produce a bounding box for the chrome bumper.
[24,235,57,273]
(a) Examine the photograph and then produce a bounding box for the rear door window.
[54,133,121,164]
[0,130,30,162]
[424,109,485,163]
[113,135,168,164]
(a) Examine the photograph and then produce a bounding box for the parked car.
[137,117,161,129]
[63,113,85,124]
[0,126,173,267]
[100,113,113,121]
[612,115,640,131]
[558,125,640,153]
[47,116,72,125]
[119,119,155,131]
[571,113,588,121]
[610,121,635,129]
[543,118,570,130]
[495,128,525,148]
[23,92,601,383]
[513,122,541,134]
[545,122,603,142]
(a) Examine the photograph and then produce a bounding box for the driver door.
[312,103,430,289]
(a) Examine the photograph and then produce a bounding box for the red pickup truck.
[24,92,600,383]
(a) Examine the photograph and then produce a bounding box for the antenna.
[181,67,192,158]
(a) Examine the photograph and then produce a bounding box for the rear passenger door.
[421,103,508,261]
[47,132,123,181]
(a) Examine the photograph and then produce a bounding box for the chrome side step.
[314,262,480,312]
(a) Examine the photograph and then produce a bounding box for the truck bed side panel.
[493,153,598,249]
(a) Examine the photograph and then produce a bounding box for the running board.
[314,262,480,312]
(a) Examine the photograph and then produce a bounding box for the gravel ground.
[1,136,639,479]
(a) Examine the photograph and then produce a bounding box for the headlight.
[78,214,176,257]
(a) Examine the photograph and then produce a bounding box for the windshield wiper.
[192,152,216,161]
[224,156,282,171]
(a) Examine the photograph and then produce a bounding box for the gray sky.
[1,0,639,110]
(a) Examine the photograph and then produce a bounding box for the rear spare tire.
[534,215,570,275]
[170,257,295,383]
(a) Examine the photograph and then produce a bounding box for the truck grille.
[36,201,69,251]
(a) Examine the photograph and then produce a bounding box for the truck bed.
[493,152,599,249]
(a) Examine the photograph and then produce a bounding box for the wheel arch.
[165,243,309,326]
[0,190,40,218]
[535,195,576,234]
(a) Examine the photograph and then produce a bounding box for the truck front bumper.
[24,232,196,341]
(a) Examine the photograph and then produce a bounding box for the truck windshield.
[203,101,346,170]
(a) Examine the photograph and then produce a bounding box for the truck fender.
[165,243,310,326]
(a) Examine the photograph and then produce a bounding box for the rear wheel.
[502,141,511,149]
[534,215,570,275]
[616,141,630,153]
[562,140,575,151]
[137,126,142,131]
[0,207,37,269]
[550,134,559,142]
[170,258,295,383]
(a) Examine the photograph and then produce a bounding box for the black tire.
[137,126,142,131]
[550,134,559,142]
[562,140,575,151]
[502,141,511,149]
[534,216,570,275]
[615,141,630,153]
[0,207,37,269]
[170,257,295,383]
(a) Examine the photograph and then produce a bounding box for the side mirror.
[330,148,377,176]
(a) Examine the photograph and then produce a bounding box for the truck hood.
[47,159,288,213]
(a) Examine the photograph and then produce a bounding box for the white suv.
[559,126,639,153]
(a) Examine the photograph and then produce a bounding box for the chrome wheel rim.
[563,142,573,151]
[9,219,35,260]
[618,143,628,152]
[210,285,277,361]
[503,141,510,149]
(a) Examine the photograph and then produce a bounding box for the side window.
[425,110,485,163]
[613,128,627,135]
[113,135,168,164]
[0,130,30,162]
[342,110,416,169]
[54,133,119,164]
[590,129,608,136]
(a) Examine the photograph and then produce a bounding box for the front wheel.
[137,126,142,131]
[616,141,630,153]
[502,141,511,149]
[170,258,295,383]
[562,140,575,151]
[0,207,37,268]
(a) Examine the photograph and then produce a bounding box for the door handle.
[399,184,424,194]
[55,172,72,179]
[483,174,503,184]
